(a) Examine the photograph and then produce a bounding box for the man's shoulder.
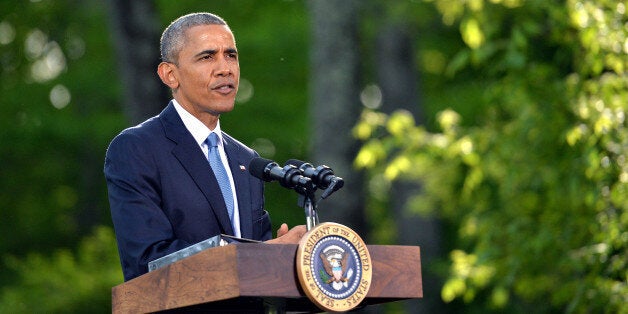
[125,116,163,135]
[222,132,257,156]
[109,103,177,143]
[107,116,165,151]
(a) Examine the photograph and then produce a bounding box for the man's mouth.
[212,83,235,94]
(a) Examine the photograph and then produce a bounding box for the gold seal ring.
[296,222,372,312]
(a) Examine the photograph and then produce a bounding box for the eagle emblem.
[319,245,354,291]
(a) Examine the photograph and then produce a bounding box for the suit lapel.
[222,134,253,239]
[160,102,234,236]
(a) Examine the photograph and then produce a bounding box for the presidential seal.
[296,222,372,313]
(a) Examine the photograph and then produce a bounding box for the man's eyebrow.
[194,49,217,58]
[193,48,238,58]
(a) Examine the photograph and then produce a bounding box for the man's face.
[170,24,240,119]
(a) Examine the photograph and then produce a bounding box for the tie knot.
[207,132,219,148]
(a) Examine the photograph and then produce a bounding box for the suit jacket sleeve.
[104,130,194,281]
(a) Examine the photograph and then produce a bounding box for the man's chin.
[209,103,236,115]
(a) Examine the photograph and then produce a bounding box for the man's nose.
[214,58,233,77]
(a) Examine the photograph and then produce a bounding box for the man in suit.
[104,12,305,281]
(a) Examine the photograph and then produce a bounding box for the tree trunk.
[106,0,168,124]
[376,22,446,313]
[306,0,366,236]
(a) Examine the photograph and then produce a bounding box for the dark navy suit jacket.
[104,102,272,281]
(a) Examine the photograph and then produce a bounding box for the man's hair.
[160,12,228,64]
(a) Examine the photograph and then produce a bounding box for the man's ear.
[157,62,179,89]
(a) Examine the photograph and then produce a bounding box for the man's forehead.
[185,24,235,43]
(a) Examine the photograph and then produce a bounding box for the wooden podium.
[112,243,422,313]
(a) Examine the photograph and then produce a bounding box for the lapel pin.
[239,165,246,171]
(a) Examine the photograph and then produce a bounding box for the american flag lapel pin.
[239,165,246,171]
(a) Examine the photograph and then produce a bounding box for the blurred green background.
[0,0,625,313]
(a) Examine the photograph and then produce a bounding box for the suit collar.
[171,99,226,147]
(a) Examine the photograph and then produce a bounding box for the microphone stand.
[294,177,345,231]
[295,185,318,231]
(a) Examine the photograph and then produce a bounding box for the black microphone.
[285,159,344,198]
[249,157,313,190]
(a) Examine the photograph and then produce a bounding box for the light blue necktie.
[206,132,235,226]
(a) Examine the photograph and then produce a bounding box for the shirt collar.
[172,99,223,147]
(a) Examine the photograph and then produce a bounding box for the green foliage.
[0,0,123,258]
[356,0,627,312]
[0,226,122,313]
[0,1,125,311]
